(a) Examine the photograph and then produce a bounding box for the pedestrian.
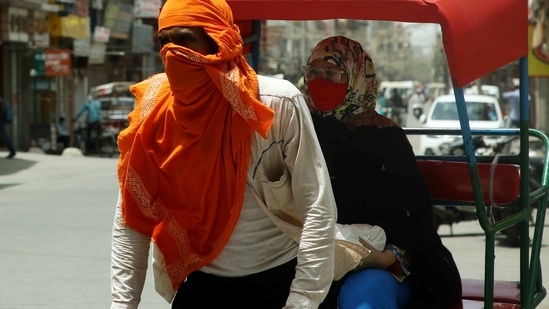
[73,94,102,152]
[501,78,521,128]
[376,90,388,116]
[388,88,405,125]
[304,36,462,309]
[110,0,344,308]
[0,96,16,159]
[56,116,70,150]
[389,88,404,110]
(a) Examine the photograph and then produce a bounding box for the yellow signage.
[528,24,549,77]
[49,14,89,39]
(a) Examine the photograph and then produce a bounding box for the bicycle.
[73,122,118,157]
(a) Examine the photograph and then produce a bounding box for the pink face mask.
[307,78,348,112]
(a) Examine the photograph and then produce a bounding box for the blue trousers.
[338,269,412,309]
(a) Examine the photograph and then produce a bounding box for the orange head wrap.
[158,0,244,62]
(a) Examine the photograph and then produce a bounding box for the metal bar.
[518,56,532,308]
[249,20,262,72]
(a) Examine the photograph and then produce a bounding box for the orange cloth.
[117,0,274,291]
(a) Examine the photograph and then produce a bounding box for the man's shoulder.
[130,73,169,99]
[88,100,100,109]
[502,89,520,97]
[257,75,301,99]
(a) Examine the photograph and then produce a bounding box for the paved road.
[0,151,164,309]
[1,151,548,308]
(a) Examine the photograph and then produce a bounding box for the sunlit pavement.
[1,149,548,308]
[0,151,165,309]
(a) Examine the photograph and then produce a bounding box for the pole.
[30,69,38,148]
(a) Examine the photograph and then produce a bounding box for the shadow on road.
[0,157,37,177]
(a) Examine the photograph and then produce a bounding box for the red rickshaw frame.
[227,0,549,308]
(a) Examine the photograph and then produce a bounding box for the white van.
[378,80,419,101]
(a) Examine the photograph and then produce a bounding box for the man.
[502,78,521,128]
[110,0,339,308]
[73,94,102,153]
[56,116,70,150]
[0,96,16,159]
[388,89,405,125]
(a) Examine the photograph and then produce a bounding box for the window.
[431,101,499,121]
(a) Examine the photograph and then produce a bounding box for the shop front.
[0,1,65,152]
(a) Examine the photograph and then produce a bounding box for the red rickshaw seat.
[417,160,521,205]
[417,160,523,308]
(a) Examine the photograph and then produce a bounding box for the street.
[0,152,163,308]
[1,150,548,309]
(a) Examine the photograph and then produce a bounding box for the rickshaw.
[227,0,549,308]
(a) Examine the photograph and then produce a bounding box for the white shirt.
[111,75,338,309]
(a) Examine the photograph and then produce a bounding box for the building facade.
[1,1,547,153]
[0,0,161,152]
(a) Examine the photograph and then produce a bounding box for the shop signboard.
[73,39,90,57]
[88,43,107,65]
[32,50,72,76]
[93,26,110,43]
[6,7,49,47]
[133,0,162,18]
[130,23,154,53]
[104,2,134,40]
[75,0,90,16]
[45,50,72,76]
[32,51,46,76]
[529,24,549,77]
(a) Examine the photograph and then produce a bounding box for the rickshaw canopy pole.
[228,0,527,87]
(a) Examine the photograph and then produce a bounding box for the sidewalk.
[0,151,165,309]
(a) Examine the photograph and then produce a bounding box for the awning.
[227,0,527,87]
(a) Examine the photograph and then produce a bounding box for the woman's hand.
[355,238,397,271]
[355,240,411,283]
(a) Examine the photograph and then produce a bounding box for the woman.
[305,36,462,309]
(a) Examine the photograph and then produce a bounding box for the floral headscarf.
[306,36,396,129]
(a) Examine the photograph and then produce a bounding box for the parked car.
[419,94,505,155]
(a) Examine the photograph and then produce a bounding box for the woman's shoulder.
[354,123,403,137]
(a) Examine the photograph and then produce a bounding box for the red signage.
[45,49,72,76]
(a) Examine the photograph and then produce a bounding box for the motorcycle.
[380,106,405,126]
[411,101,423,120]
[409,91,426,120]
[432,135,544,246]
